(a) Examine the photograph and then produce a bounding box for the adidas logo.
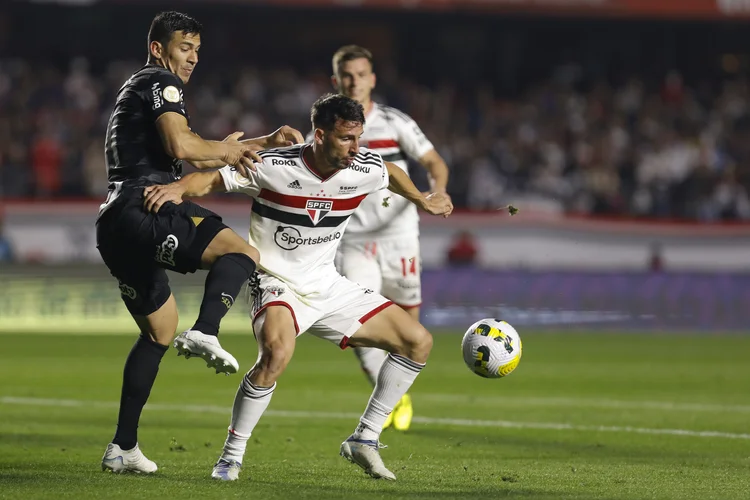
[287,180,302,190]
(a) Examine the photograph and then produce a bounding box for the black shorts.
[96,193,228,316]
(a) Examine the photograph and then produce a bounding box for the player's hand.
[222,131,261,177]
[422,192,453,218]
[143,183,186,213]
[265,125,305,148]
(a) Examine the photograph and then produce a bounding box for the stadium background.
[2,0,750,333]
[1,2,750,499]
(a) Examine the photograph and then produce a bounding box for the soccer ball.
[461,319,522,378]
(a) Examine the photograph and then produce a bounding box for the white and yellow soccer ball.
[461,319,522,378]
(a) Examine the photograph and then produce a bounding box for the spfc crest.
[266,285,285,297]
[306,199,333,225]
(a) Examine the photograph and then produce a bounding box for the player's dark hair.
[332,45,374,74]
[311,93,365,131]
[147,11,202,57]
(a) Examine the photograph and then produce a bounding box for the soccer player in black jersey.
[98,11,304,473]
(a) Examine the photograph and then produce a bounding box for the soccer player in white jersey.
[312,45,450,431]
[142,94,453,481]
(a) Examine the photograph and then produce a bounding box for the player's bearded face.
[162,31,200,84]
[323,120,363,170]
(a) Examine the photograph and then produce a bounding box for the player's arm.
[147,71,256,174]
[190,126,305,170]
[417,149,449,194]
[156,115,256,174]
[142,171,224,212]
[396,114,449,193]
[385,161,453,218]
[143,165,261,213]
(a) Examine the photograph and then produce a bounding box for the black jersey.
[104,64,190,188]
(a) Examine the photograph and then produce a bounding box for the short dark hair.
[332,45,373,74]
[147,11,202,53]
[311,93,365,131]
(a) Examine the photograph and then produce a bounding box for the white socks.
[221,374,275,462]
[353,346,388,386]
[354,353,424,441]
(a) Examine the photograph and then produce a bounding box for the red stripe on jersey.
[366,139,399,150]
[258,189,366,211]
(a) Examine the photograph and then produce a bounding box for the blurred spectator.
[3,56,750,222]
[0,217,15,263]
[447,231,479,267]
[648,241,664,273]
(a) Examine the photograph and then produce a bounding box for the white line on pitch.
[1,396,748,441]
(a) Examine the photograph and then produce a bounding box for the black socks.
[192,253,257,336]
[112,333,168,450]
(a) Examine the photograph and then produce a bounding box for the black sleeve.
[147,70,186,122]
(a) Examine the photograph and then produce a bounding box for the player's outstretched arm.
[418,149,450,194]
[191,126,304,170]
[156,113,256,175]
[243,125,305,149]
[142,171,226,213]
[385,161,453,218]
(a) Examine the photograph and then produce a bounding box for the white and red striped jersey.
[307,103,434,240]
[218,144,389,294]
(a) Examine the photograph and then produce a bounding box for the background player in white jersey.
[143,94,453,481]
[322,45,451,431]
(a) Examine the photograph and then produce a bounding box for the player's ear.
[371,72,377,89]
[331,75,338,89]
[314,128,325,145]
[149,41,163,61]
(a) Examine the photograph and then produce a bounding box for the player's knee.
[257,338,294,379]
[401,324,432,364]
[237,244,260,265]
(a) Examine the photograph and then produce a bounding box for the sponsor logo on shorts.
[363,288,374,294]
[118,281,137,300]
[274,225,341,251]
[266,286,285,297]
[397,279,420,289]
[155,234,179,266]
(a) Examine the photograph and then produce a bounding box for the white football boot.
[340,436,396,480]
[211,458,242,481]
[173,330,239,374]
[101,443,157,474]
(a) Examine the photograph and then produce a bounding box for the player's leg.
[211,305,298,481]
[336,241,388,386]
[379,237,423,431]
[99,264,175,474]
[153,201,259,374]
[338,304,431,480]
[307,277,430,480]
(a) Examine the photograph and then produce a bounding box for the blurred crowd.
[2,57,750,221]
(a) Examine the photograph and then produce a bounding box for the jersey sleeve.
[377,158,390,191]
[395,113,435,160]
[147,70,186,122]
[359,148,390,192]
[218,165,262,197]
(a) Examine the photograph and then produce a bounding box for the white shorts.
[249,272,393,349]
[335,236,421,308]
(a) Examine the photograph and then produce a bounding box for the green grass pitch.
[1,331,749,499]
